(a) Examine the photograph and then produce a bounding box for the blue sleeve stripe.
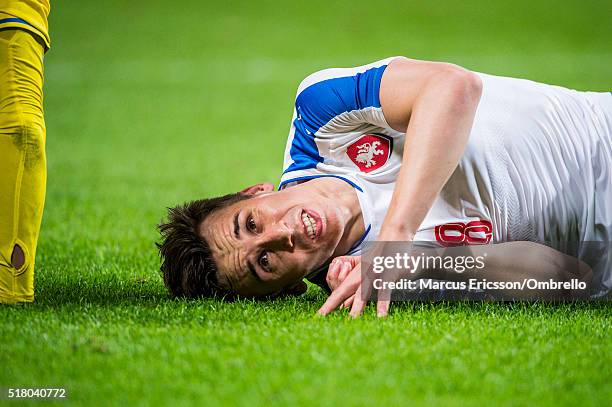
[283,114,325,173]
[278,174,364,192]
[0,17,34,27]
[284,63,389,174]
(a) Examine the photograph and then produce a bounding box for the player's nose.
[260,221,294,250]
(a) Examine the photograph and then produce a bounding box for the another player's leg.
[0,29,47,304]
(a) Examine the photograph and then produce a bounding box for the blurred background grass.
[1,0,611,405]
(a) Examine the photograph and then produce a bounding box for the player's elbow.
[548,250,593,286]
[434,66,483,105]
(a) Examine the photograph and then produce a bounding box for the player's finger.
[341,294,355,310]
[338,262,352,284]
[346,255,361,269]
[349,285,367,317]
[377,299,390,317]
[349,262,376,318]
[327,259,341,279]
[326,260,341,289]
[375,276,393,317]
[317,278,358,316]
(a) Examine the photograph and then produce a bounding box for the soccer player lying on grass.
[158,56,612,316]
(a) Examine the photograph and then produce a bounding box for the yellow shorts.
[0,29,47,303]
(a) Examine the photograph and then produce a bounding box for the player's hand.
[347,241,398,318]
[318,242,414,318]
[317,258,362,316]
[317,255,385,317]
[326,256,360,291]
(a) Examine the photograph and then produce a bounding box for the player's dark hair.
[157,193,250,299]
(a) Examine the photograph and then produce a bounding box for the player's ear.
[240,183,275,196]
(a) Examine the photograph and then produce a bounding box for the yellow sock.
[0,29,47,304]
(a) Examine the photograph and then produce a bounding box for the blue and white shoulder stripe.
[283,57,399,175]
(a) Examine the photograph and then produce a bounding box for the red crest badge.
[346,134,392,173]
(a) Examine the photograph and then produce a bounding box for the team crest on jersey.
[346,134,392,173]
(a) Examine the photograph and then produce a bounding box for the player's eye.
[258,251,270,271]
[246,215,257,232]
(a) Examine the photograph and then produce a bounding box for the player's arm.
[426,242,593,300]
[377,57,482,241]
[318,241,593,315]
[364,58,482,316]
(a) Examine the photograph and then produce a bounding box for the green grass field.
[2,0,611,405]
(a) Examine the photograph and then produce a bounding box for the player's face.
[200,187,350,297]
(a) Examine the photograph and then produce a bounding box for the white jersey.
[279,57,612,296]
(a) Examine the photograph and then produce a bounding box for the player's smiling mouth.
[301,209,322,240]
